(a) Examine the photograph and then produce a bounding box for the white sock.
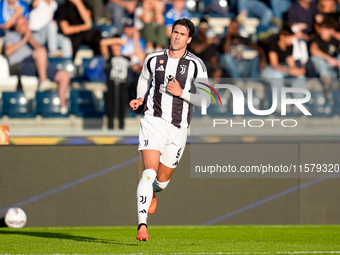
[153,178,170,193]
[137,169,157,225]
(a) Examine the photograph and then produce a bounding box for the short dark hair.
[279,25,294,36]
[229,18,239,25]
[319,18,337,30]
[171,18,195,38]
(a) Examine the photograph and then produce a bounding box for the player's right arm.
[130,97,143,110]
[129,53,153,110]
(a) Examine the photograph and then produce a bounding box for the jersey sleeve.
[136,54,153,99]
[180,59,211,107]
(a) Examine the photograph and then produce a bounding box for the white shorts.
[138,115,187,169]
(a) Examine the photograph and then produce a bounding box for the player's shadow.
[0,230,138,246]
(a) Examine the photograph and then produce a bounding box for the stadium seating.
[332,91,340,116]
[93,24,118,38]
[244,90,260,117]
[70,90,104,118]
[125,105,139,118]
[0,96,2,118]
[207,90,233,117]
[0,3,338,124]
[48,57,76,78]
[79,57,107,83]
[2,91,36,118]
[263,90,303,117]
[192,105,203,118]
[305,91,333,117]
[35,91,68,118]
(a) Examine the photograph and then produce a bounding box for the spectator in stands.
[262,26,306,99]
[58,0,102,60]
[29,0,72,58]
[106,0,137,35]
[236,0,273,26]
[287,0,322,41]
[120,18,146,67]
[4,16,70,114]
[101,35,142,129]
[270,0,292,27]
[318,0,340,22]
[203,0,228,16]
[219,19,266,79]
[84,0,110,25]
[134,0,167,53]
[0,0,29,29]
[188,17,221,78]
[165,0,191,38]
[310,19,340,88]
[317,0,340,40]
[337,0,340,12]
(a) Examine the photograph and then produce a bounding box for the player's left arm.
[180,80,212,107]
[167,62,211,107]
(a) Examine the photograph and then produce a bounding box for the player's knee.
[141,169,157,183]
[154,178,170,192]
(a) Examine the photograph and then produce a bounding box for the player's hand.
[167,77,183,97]
[130,97,143,111]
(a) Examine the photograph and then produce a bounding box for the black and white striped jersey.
[137,49,208,129]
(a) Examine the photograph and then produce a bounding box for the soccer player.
[129,18,211,241]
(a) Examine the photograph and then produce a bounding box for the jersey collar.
[165,49,188,59]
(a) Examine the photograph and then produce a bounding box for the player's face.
[170,25,192,52]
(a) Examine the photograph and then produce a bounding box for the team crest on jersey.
[180,65,187,74]
[159,59,164,64]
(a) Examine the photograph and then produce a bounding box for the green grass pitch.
[1,225,340,254]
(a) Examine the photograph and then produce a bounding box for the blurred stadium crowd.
[1,0,340,129]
